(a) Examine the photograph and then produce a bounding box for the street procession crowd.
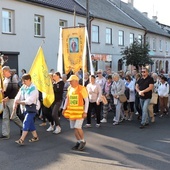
[0,65,170,151]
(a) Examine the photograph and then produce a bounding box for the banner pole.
[40,39,45,47]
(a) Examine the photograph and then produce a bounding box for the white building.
[1,0,170,76]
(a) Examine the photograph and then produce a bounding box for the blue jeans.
[140,98,151,125]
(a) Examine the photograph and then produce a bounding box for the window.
[92,25,99,43]
[59,20,67,27]
[2,9,14,33]
[78,23,85,27]
[153,38,156,51]
[129,33,134,44]
[34,15,44,36]
[165,41,168,52]
[118,30,124,46]
[106,28,112,44]
[146,37,151,49]
[138,34,142,44]
[159,40,162,51]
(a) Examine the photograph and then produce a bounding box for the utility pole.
[73,6,76,27]
[86,0,89,34]
[86,0,90,71]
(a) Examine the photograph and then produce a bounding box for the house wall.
[1,0,170,76]
[0,0,86,76]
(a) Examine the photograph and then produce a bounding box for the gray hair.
[152,72,158,78]
[97,69,103,73]
[2,66,10,71]
[112,73,120,79]
[62,74,67,79]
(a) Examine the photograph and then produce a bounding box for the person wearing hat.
[1,66,23,139]
[96,69,106,90]
[62,75,89,151]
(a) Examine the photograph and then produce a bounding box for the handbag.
[119,94,127,103]
[150,93,158,104]
[25,104,37,113]
[100,95,108,105]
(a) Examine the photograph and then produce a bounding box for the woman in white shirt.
[85,75,102,128]
[95,69,106,90]
[124,75,135,121]
[158,76,169,117]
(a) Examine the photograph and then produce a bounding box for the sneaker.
[135,112,139,115]
[46,125,54,132]
[96,124,100,128]
[72,142,80,150]
[91,114,95,118]
[84,124,92,128]
[113,122,119,125]
[151,116,155,123]
[53,126,61,134]
[139,124,145,129]
[0,135,10,140]
[159,114,163,118]
[113,117,116,122]
[145,123,149,126]
[100,118,107,123]
[78,141,86,151]
[119,117,124,123]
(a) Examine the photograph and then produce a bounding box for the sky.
[122,0,170,25]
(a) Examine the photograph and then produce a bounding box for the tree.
[121,39,153,71]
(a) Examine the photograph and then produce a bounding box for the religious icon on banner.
[69,37,79,53]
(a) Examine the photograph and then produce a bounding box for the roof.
[75,0,144,30]
[22,0,86,15]
[21,0,170,37]
[120,1,170,37]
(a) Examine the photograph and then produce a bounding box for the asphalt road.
[0,112,169,170]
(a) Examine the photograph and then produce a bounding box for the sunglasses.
[97,72,101,74]
[141,71,146,73]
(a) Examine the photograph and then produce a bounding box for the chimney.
[128,0,134,9]
[142,12,148,18]
[152,16,157,22]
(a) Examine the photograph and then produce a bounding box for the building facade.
[1,0,170,76]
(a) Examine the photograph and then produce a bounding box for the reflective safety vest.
[64,85,85,120]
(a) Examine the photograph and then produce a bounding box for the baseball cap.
[67,75,79,81]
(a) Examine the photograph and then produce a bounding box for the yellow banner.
[29,47,54,108]
[62,27,86,74]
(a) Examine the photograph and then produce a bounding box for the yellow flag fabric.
[29,47,54,108]
[62,27,87,74]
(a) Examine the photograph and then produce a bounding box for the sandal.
[15,139,24,145]
[29,136,39,142]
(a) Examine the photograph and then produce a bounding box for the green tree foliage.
[121,39,153,70]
